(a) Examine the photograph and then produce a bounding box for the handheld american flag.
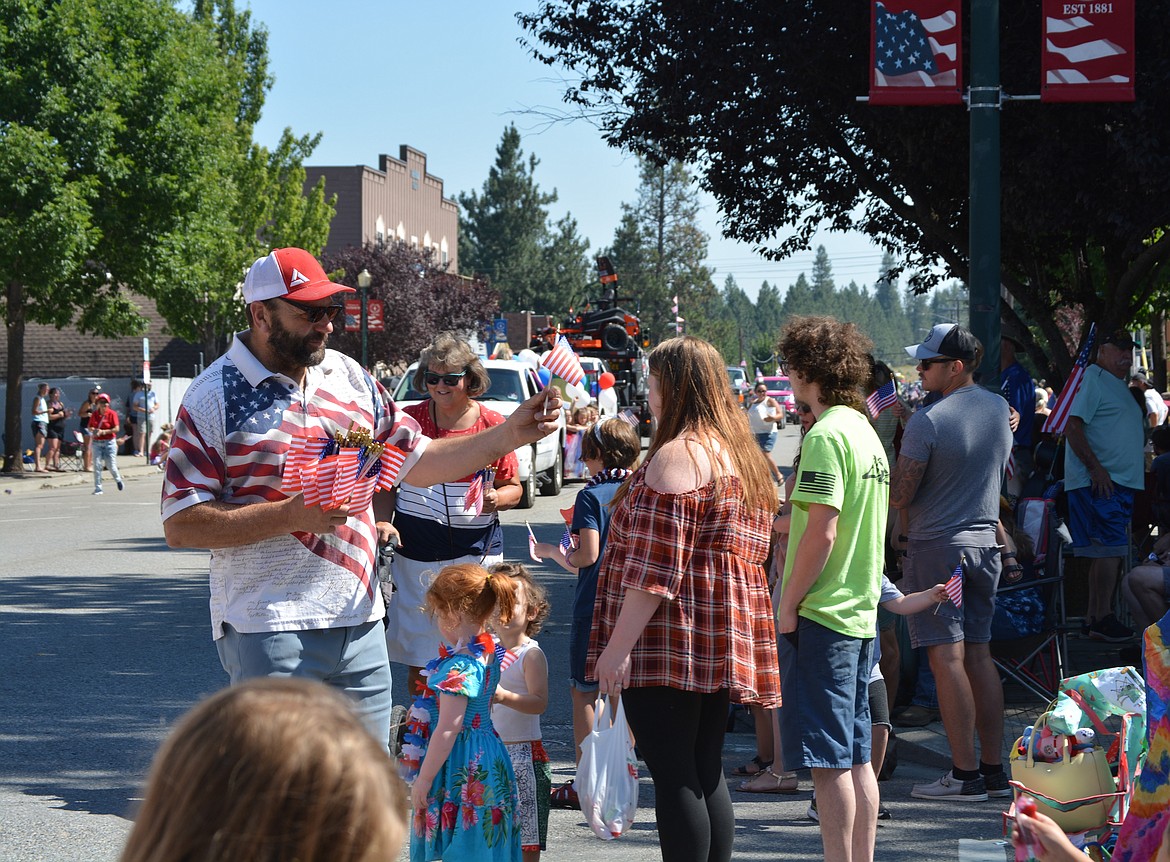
[525,521,541,563]
[464,470,485,516]
[541,335,586,387]
[943,562,963,608]
[1042,323,1097,436]
[866,380,898,418]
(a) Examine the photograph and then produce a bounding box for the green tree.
[0,0,244,470]
[612,158,716,344]
[155,1,335,358]
[540,213,593,313]
[459,125,558,312]
[519,1,1170,375]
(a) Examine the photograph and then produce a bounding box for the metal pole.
[360,284,369,370]
[969,0,1001,379]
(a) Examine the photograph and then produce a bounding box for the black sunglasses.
[918,357,956,368]
[278,296,344,324]
[424,370,468,387]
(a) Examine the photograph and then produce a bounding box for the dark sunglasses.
[918,357,956,368]
[278,296,344,324]
[424,370,468,387]
[778,361,789,375]
[797,404,812,414]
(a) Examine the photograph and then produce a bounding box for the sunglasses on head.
[918,357,956,368]
[277,296,344,324]
[424,370,468,387]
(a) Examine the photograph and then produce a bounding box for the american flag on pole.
[1041,0,1134,103]
[464,470,485,516]
[559,527,575,555]
[866,380,898,418]
[943,562,963,608]
[869,0,963,105]
[541,335,586,387]
[617,409,639,427]
[525,521,541,562]
[1042,323,1097,436]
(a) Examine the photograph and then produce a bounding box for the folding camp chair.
[991,494,1071,703]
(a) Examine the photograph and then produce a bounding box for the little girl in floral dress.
[403,563,522,862]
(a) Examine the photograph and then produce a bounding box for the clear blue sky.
[243,0,887,301]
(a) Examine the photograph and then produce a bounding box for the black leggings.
[622,686,733,862]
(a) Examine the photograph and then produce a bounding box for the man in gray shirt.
[890,323,1012,803]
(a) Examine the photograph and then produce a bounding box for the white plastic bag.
[577,694,639,839]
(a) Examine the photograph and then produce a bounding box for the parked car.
[726,366,749,403]
[756,375,798,422]
[393,360,566,508]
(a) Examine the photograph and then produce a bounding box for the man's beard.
[269,313,327,369]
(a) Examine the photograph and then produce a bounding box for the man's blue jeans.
[216,620,393,750]
[92,439,122,492]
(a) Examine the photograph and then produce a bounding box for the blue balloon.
[537,366,552,386]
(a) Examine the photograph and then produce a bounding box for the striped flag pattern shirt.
[161,336,426,640]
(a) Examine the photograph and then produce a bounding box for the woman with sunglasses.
[384,333,522,697]
[745,382,785,484]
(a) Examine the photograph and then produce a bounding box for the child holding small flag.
[531,416,641,809]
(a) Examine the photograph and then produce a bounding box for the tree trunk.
[4,280,26,472]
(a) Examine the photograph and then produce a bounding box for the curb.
[0,464,163,496]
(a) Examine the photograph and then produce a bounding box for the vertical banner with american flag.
[869,0,963,105]
[1042,323,1097,436]
[1041,0,1135,103]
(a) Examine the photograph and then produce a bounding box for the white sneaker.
[910,770,987,802]
[92,489,103,495]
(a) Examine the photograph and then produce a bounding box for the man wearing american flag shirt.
[161,247,562,748]
[890,323,1011,803]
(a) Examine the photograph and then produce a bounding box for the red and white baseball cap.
[242,248,355,303]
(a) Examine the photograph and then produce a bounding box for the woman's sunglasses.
[424,370,468,387]
[278,297,344,324]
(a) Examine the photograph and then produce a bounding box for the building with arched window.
[303,145,458,270]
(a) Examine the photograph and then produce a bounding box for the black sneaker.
[1088,614,1135,643]
[983,770,1011,798]
[116,479,124,491]
[878,803,892,820]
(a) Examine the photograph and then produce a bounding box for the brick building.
[305,145,459,270]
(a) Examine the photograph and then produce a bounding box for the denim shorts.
[569,616,598,692]
[776,617,873,771]
[755,431,777,453]
[31,421,47,437]
[903,540,999,648]
[1068,485,1136,558]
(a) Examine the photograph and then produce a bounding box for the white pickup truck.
[392,360,566,508]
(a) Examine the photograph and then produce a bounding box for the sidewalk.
[0,460,164,496]
[894,631,1140,770]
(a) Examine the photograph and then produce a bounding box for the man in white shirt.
[1132,372,1167,429]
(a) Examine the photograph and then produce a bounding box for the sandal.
[1001,552,1025,584]
[550,779,580,810]
[737,766,800,794]
[731,754,773,776]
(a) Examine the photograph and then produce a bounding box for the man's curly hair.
[778,316,873,410]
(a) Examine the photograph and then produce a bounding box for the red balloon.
[599,372,616,390]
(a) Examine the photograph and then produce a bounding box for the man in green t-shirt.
[777,316,888,862]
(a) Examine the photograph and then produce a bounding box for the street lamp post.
[357,268,371,369]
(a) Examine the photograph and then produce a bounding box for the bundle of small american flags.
[281,425,408,511]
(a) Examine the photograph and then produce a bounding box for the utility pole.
[968,0,1001,377]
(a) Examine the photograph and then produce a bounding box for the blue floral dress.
[407,633,521,862]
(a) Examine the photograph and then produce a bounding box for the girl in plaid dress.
[589,336,782,862]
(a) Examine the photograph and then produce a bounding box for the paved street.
[0,432,1018,860]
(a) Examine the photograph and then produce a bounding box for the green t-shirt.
[783,405,889,638]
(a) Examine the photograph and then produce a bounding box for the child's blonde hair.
[488,562,550,636]
[119,678,406,862]
[426,562,518,628]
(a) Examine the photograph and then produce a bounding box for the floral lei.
[585,467,632,488]
[399,631,500,783]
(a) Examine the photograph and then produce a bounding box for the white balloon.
[517,349,541,369]
[598,387,618,416]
